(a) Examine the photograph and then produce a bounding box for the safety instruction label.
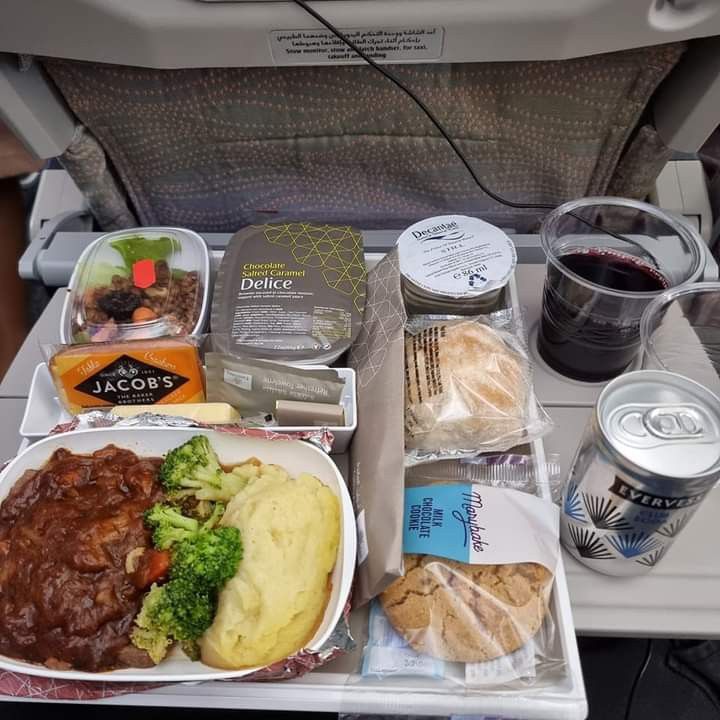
[269,26,444,65]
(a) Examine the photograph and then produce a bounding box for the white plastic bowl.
[0,427,355,682]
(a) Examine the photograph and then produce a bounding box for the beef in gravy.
[0,445,163,672]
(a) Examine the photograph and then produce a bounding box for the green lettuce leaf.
[110,234,180,273]
[84,261,127,287]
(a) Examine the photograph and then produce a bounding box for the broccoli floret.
[180,639,201,662]
[191,499,214,520]
[171,526,242,589]
[144,503,200,550]
[143,502,227,550]
[130,583,173,664]
[174,496,218,523]
[159,435,248,503]
[131,578,216,663]
[201,502,226,531]
[159,435,223,497]
[162,577,215,642]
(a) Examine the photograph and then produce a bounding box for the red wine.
[538,249,668,382]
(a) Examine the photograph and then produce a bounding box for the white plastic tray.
[21,365,357,453]
[10,264,587,718]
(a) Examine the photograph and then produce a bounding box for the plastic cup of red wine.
[537,197,705,383]
[641,282,720,397]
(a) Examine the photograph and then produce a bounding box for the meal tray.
[7,256,587,718]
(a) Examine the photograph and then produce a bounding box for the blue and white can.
[561,370,720,575]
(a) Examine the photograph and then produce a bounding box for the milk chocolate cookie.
[380,555,552,662]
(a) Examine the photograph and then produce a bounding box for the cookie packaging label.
[403,484,560,573]
[362,601,445,679]
[465,639,537,686]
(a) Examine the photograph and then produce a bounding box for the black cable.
[292,0,555,212]
[291,0,639,248]
[624,639,654,720]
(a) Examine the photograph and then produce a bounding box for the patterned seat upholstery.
[43,42,685,232]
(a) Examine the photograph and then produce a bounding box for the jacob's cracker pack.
[46,337,205,414]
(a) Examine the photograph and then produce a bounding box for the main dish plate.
[0,427,355,682]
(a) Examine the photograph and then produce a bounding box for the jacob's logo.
[74,354,189,404]
[116,361,139,379]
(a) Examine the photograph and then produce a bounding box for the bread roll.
[404,320,527,453]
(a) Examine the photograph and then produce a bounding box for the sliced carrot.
[131,548,171,588]
[132,306,158,323]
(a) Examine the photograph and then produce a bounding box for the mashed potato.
[200,463,340,669]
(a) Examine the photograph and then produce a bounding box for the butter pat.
[111,402,240,423]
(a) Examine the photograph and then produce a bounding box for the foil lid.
[398,215,517,300]
[49,411,335,455]
[211,223,367,365]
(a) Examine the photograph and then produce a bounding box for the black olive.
[97,290,142,322]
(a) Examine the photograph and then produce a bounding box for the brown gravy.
[0,445,163,672]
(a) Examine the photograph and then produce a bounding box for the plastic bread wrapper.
[406,452,564,503]
[358,456,566,691]
[49,410,334,455]
[403,312,553,467]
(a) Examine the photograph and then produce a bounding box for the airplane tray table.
[4,237,720,714]
[6,249,720,645]
[5,258,720,647]
[517,265,720,640]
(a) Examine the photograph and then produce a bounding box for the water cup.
[537,197,706,382]
[641,282,720,398]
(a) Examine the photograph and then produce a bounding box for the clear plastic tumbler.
[641,282,720,398]
[538,197,706,382]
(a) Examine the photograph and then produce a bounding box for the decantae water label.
[397,215,517,298]
[403,484,560,573]
[270,27,444,65]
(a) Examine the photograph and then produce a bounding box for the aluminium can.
[560,370,720,576]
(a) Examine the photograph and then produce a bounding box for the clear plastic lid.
[63,227,210,344]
